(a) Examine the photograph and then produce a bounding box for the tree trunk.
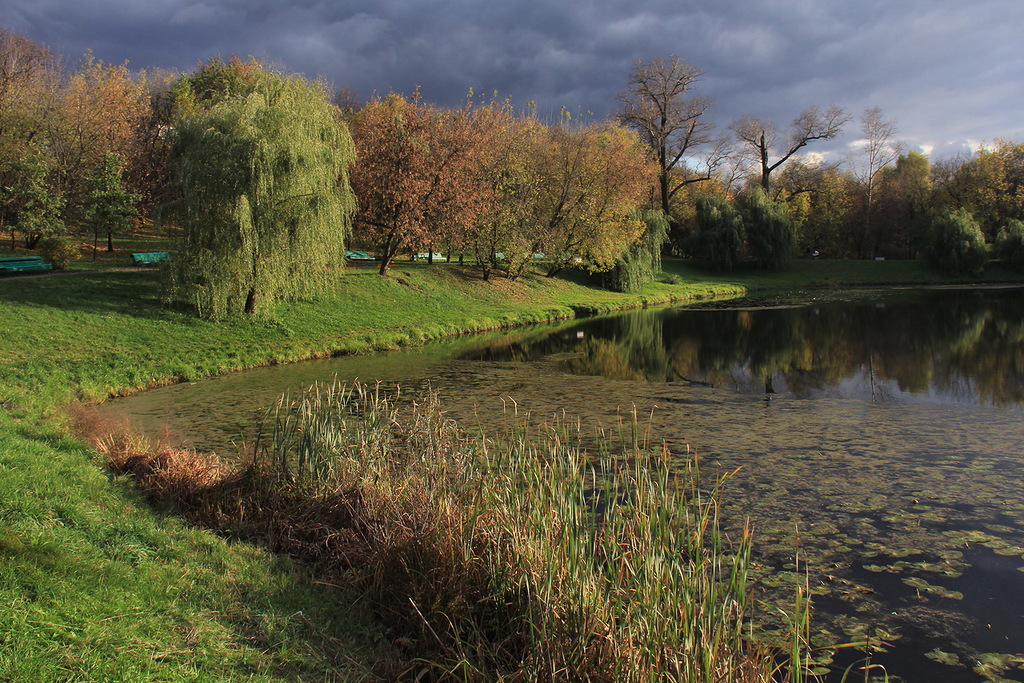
[660,169,671,218]
[759,133,771,191]
[244,287,257,315]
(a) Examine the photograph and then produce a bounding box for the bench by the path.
[0,256,53,273]
[131,252,171,265]
[345,250,374,261]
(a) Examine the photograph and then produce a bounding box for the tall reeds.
[252,380,798,681]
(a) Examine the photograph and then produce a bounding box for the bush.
[926,208,988,276]
[38,237,81,271]
[994,219,1024,271]
[740,189,794,270]
[688,196,744,271]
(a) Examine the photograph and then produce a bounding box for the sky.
[4,0,1023,162]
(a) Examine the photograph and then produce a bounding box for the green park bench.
[345,250,374,261]
[131,251,171,265]
[0,256,54,273]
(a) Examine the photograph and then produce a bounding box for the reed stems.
[251,379,803,681]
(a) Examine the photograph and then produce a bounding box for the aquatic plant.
[252,380,806,681]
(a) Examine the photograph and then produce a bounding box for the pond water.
[103,286,1024,682]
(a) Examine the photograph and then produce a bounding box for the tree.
[801,167,856,257]
[601,209,669,292]
[123,68,178,221]
[854,107,903,258]
[164,60,356,318]
[926,208,988,276]
[2,147,64,248]
[740,188,794,270]
[876,151,932,257]
[731,105,850,192]
[332,85,363,117]
[617,56,721,225]
[994,219,1024,271]
[936,139,1024,241]
[83,151,138,254]
[45,53,147,225]
[349,93,489,275]
[0,30,58,237]
[688,195,744,270]
[534,122,657,277]
[469,103,545,280]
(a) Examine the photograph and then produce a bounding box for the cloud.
[2,0,1022,160]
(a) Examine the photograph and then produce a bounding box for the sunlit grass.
[0,409,386,682]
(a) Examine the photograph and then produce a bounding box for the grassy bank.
[1,259,1018,681]
[1,263,748,414]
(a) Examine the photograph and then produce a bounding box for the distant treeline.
[2,30,1022,316]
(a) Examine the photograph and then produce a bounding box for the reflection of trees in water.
[468,288,1024,406]
[936,295,1024,404]
[561,312,671,381]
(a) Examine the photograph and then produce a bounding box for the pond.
[103,285,1024,682]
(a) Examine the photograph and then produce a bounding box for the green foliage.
[937,139,1024,241]
[38,236,81,270]
[688,195,744,270]
[877,150,933,257]
[84,152,139,251]
[741,188,795,270]
[994,219,1024,271]
[926,208,989,276]
[164,61,356,319]
[2,148,65,248]
[601,209,669,292]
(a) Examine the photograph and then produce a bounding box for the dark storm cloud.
[4,0,1023,159]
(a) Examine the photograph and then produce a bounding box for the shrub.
[926,208,988,276]
[38,237,81,271]
[994,219,1024,271]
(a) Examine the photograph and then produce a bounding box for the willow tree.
[164,60,355,318]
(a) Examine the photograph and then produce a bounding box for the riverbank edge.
[1,261,1021,681]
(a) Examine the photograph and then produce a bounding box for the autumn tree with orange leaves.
[45,53,148,225]
[349,93,490,275]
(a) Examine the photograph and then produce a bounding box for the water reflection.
[462,287,1024,406]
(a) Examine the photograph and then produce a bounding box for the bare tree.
[332,85,363,117]
[617,55,722,222]
[855,106,903,257]
[731,105,850,192]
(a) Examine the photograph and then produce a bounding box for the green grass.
[0,253,1019,681]
[660,257,1024,290]
[0,410,388,681]
[0,264,749,414]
